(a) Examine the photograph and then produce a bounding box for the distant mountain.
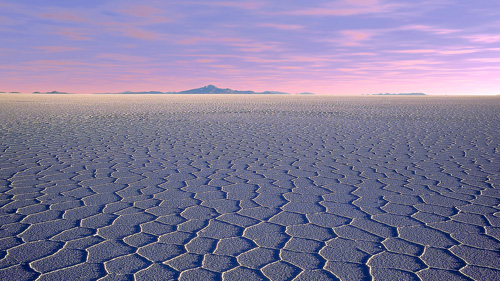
[373,93,426,96]
[33,91,74,94]
[178,85,235,94]
[177,85,289,95]
[297,92,315,95]
[261,91,291,95]
[93,85,290,95]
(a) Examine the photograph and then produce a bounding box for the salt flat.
[0,94,499,281]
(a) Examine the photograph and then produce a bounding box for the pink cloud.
[13,60,94,73]
[208,2,265,10]
[119,5,164,18]
[337,68,361,72]
[392,48,481,55]
[393,49,436,54]
[278,66,302,70]
[288,55,344,63]
[218,37,249,43]
[174,34,285,53]
[183,54,240,58]
[116,5,173,24]
[468,58,500,63]
[122,28,160,40]
[388,60,443,66]
[401,25,459,34]
[346,0,380,5]
[349,52,377,56]
[342,30,370,41]
[465,34,500,43]
[97,53,151,63]
[243,54,345,69]
[176,37,206,45]
[34,46,82,52]
[55,28,92,40]
[195,59,217,63]
[286,8,370,16]
[211,64,236,68]
[39,13,86,23]
[284,0,401,16]
[245,57,282,63]
[258,23,303,30]
[439,49,478,55]
[40,60,86,66]
[176,34,250,45]
[99,20,163,41]
[230,42,283,53]
[328,30,376,46]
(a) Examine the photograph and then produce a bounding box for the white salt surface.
[0,94,499,280]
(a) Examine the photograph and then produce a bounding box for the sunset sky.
[1,0,500,95]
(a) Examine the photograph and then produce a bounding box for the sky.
[1,0,500,95]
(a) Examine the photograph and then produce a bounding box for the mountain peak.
[178,85,234,94]
[93,85,291,95]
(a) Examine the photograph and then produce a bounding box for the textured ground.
[0,94,499,281]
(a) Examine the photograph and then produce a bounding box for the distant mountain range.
[372,93,426,96]
[33,91,73,94]
[4,85,315,95]
[94,85,293,95]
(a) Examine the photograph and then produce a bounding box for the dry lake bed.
[0,94,499,281]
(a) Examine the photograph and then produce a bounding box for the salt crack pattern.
[0,95,499,280]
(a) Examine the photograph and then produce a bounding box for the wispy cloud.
[244,55,345,66]
[340,30,374,45]
[201,1,265,10]
[391,49,436,54]
[99,21,164,41]
[34,46,82,53]
[284,0,403,16]
[318,29,378,46]
[194,59,217,63]
[400,25,459,35]
[22,60,91,67]
[349,52,378,56]
[93,4,173,41]
[176,37,206,45]
[122,28,161,41]
[258,23,303,30]
[229,41,284,53]
[97,53,152,63]
[439,49,480,55]
[391,48,481,55]
[465,34,500,43]
[115,5,173,24]
[39,12,87,23]
[55,28,92,40]
[468,58,500,63]
[388,59,443,66]
[345,0,380,5]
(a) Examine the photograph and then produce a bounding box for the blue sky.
[1,0,500,94]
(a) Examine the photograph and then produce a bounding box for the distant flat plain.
[1,94,499,280]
